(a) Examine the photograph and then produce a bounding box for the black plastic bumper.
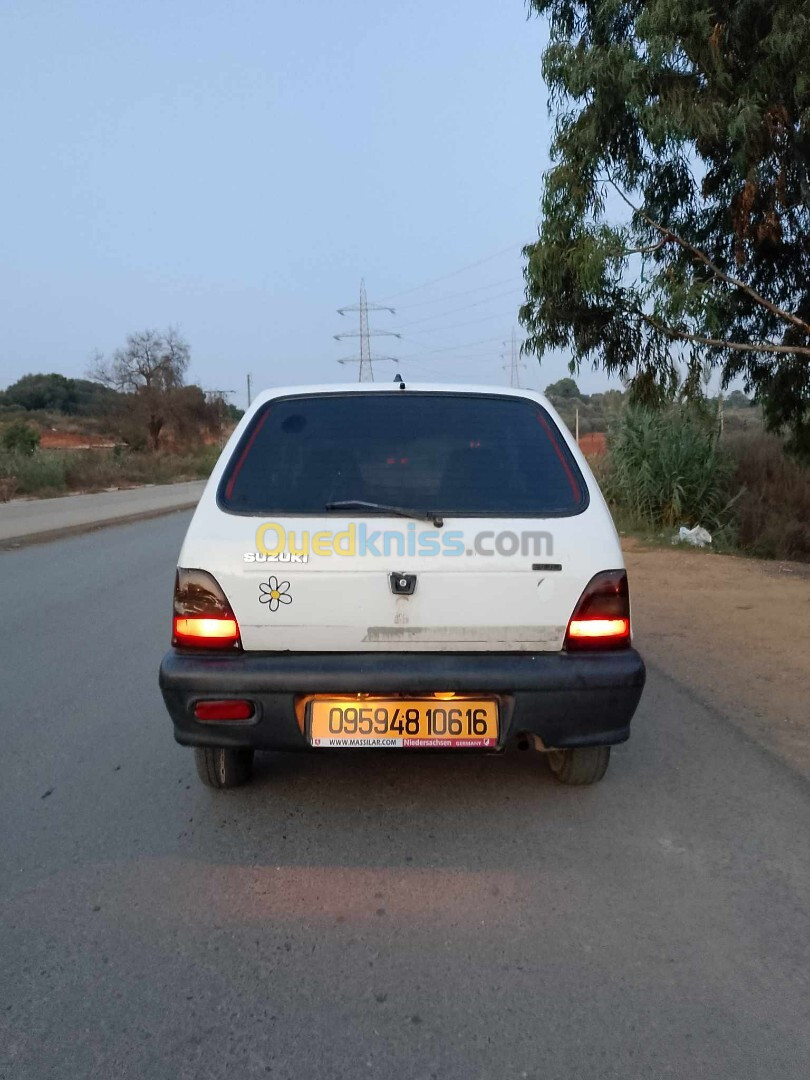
[159,648,646,752]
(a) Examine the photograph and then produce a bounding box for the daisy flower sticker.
[259,576,292,612]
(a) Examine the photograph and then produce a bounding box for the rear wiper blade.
[325,500,444,528]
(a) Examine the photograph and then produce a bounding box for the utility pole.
[335,280,401,381]
[246,372,253,408]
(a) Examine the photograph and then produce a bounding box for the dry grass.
[0,445,220,498]
[724,430,810,561]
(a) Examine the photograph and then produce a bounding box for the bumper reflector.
[194,699,254,721]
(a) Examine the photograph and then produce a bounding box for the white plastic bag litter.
[675,525,712,547]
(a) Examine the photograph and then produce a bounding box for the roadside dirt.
[624,538,810,778]
[39,432,117,449]
[577,432,607,456]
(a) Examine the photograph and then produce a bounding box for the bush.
[2,420,40,454]
[724,431,810,561]
[0,444,220,498]
[0,449,66,495]
[602,405,739,534]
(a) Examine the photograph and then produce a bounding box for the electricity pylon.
[335,280,401,382]
[502,328,525,388]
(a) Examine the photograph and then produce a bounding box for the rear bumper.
[159,648,646,751]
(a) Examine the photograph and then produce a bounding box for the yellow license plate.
[307,697,499,749]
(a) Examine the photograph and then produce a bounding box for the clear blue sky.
[1,0,618,406]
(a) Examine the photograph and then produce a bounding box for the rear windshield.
[218,392,588,517]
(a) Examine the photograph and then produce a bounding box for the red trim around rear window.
[224,407,271,500]
[535,410,581,502]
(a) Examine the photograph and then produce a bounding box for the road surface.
[0,480,205,546]
[1,512,808,1080]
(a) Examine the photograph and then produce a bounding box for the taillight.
[565,570,631,651]
[172,569,241,650]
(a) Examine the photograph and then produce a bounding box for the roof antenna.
[394,373,406,389]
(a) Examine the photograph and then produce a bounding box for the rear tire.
[547,745,610,785]
[194,747,254,789]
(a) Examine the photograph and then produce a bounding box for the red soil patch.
[578,432,607,456]
[39,432,118,449]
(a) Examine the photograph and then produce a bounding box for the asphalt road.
[1,513,808,1080]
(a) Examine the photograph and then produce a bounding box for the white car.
[160,381,645,788]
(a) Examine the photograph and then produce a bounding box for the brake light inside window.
[172,569,241,650]
[565,570,631,650]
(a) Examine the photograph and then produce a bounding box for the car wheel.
[547,745,610,785]
[194,747,254,789]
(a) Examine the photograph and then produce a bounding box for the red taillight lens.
[568,617,630,640]
[565,570,631,651]
[194,699,254,721]
[173,617,240,647]
[172,569,241,650]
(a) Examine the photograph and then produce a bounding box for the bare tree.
[91,328,190,450]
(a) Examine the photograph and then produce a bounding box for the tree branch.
[623,237,668,256]
[605,178,810,337]
[637,310,810,357]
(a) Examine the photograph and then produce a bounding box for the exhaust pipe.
[517,734,546,752]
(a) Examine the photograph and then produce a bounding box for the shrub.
[724,430,810,561]
[0,449,66,495]
[2,420,40,454]
[603,405,739,534]
[0,444,219,498]
[62,452,123,491]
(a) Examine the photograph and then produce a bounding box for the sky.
[1,0,623,407]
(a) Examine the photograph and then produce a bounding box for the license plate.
[307,697,499,749]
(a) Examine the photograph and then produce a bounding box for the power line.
[395,277,518,310]
[402,309,523,337]
[377,243,522,303]
[398,333,511,354]
[394,289,522,331]
[397,332,526,357]
[395,355,495,372]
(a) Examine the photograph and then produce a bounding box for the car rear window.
[218,392,588,516]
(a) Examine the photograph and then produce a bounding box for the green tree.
[1,373,120,416]
[725,389,752,409]
[544,377,581,398]
[2,420,40,454]
[521,1,810,452]
[69,378,122,417]
[2,373,79,413]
